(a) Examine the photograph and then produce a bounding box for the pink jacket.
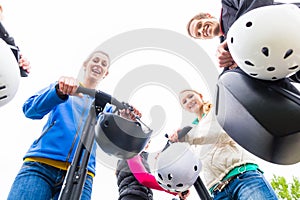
[127,155,177,196]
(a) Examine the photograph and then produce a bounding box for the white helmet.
[227,4,300,81]
[155,142,201,192]
[0,38,20,107]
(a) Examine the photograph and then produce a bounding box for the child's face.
[179,91,203,114]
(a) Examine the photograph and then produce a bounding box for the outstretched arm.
[127,155,177,196]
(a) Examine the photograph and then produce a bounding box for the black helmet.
[95,112,152,159]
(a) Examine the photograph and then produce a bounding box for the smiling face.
[188,16,220,40]
[83,51,110,85]
[179,90,204,115]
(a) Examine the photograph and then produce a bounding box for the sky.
[0,0,299,199]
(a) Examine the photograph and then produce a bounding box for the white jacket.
[182,110,257,189]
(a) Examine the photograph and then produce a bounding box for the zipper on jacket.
[33,120,56,144]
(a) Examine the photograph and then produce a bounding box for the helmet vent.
[284,49,293,59]
[0,85,7,100]
[0,95,7,100]
[250,73,258,76]
[245,60,254,66]
[176,183,183,187]
[245,21,252,27]
[158,173,163,180]
[289,65,298,70]
[194,165,198,171]
[168,173,173,180]
[271,77,277,80]
[262,47,269,57]
[267,67,275,71]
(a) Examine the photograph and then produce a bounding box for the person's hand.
[19,53,31,74]
[216,40,237,69]
[168,129,180,143]
[57,76,79,96]
[119,106,142,121]
[179,189,190,200]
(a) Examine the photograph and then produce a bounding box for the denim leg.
[234,170,278,200]
[52,174,93,200]
[213,170,278,200]
[8,161,94,200]
[7,161,65,200]
[80,174,93,200]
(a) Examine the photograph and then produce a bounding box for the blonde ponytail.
[179,89,213,114]
[202,101,213,114]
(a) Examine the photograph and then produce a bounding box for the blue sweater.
[22,83,97,175]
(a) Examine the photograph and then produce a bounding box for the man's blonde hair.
[84,50,110,66]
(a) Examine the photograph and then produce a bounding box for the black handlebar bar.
[76,85,126,110]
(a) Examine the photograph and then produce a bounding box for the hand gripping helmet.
[95,112,152,159]
[155,142,201,192]
[0,38,20,107]
[227,4,300,81]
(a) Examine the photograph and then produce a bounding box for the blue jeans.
[7,161,93,200]
[212,170,278,200]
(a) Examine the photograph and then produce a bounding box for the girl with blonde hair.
[169,89,277,200]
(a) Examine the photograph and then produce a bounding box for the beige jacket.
[182,111,257,189]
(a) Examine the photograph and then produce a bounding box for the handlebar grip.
[111,97,126,110]
[76,85,96,97]
[177,126,192,139]
[162,126,192,152]
[76,85,126,110]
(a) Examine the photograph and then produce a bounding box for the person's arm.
[0,22,15,46]
[22,83,69,119]
[127,155,177,196]
[169,127,196,144]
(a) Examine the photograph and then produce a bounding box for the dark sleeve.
[221,0,274,36]
[0,22,16,46]
[0,22,20,66]
[235,0,274,17]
